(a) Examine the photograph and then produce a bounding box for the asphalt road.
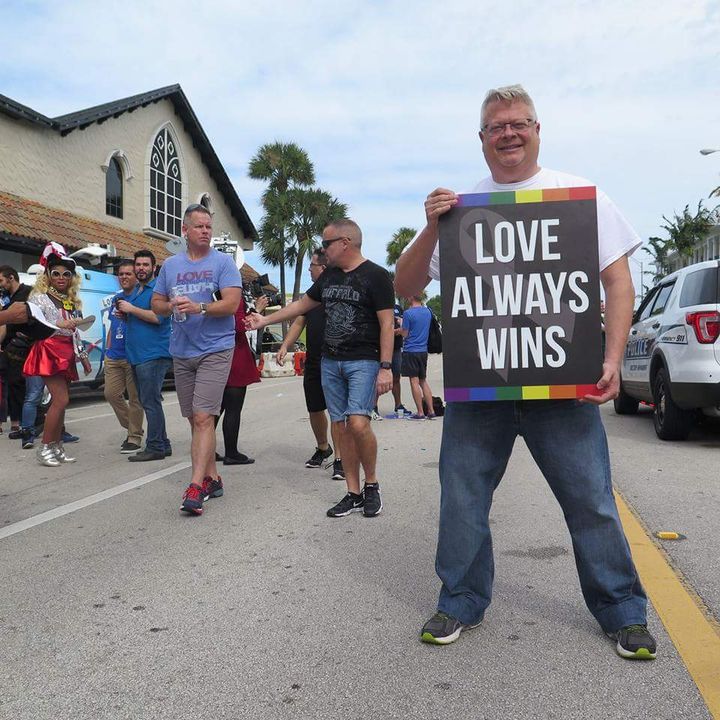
[1,357,718,719]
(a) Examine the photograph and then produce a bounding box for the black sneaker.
[120,439,141,454]
[21,428,35,449]
[8,428,22,440]
[363,483,382,517]
[306,446,333,468]
[201,475,224,500]
[607,624,657,660]
[327,492,364,517]
[128,449,166,462]
[420,611,480,645]
[331,459,345,481]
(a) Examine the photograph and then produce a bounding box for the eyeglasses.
[50,270,73,279]
[482,119,537,138]
[321,236,347,249]
[309,262,326,268]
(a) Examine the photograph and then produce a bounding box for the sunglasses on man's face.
[50,270,73,279]
[321,236,348,249]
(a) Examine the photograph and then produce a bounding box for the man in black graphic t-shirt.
[246,219,395,519]
[276,249,345,480]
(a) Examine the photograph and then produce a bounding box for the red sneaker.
[202,475,224,501]
[180,483,204,515]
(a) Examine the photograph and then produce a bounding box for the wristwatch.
[379,361,392,370]
[199,302,208,315]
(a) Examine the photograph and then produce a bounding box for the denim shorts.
[321,358,379,422]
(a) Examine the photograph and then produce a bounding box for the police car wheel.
[613,380,639,415]
[652,368,693,441]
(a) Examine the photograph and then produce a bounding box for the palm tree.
[386,227,419,301]
[286,188,348,301]
[660,202,718,259]
[386,226,417,266]
[646,235,672,283]
[248,142,315,194]
[248,143,316,323]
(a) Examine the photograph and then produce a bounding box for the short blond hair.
[480,84,537,129]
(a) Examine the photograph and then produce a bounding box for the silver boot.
[52,442,76,463]
[37,443,61,467]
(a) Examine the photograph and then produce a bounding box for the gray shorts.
[173,348,233,417]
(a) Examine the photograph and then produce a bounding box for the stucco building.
[0,84,259,279]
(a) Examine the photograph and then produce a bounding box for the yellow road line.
[616,491,720,717]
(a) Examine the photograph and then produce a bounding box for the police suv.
[615,259,720,440]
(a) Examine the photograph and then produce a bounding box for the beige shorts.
[173,348,233,417]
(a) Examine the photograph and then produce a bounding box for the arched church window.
[150,127,182,236]
[106,157,123,218]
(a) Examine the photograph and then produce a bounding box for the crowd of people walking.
[0,205,437,522]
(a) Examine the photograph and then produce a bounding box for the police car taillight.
[686,311,720,344]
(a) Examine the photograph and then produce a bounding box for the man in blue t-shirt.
[400,295,436,419]
[119,249,172,463]
[104,260,145,453]
[152,203,243,516]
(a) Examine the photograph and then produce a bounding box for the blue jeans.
[21,375,45,430]
[436,400,647,633]
[321,358,379,421]
[132,358,172,453]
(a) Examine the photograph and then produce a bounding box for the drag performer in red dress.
[23,244,92,466]
[214,294,267,465]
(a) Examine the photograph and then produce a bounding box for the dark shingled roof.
[0,85,257,241]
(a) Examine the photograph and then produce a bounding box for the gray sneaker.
[607,624,657,660]
[420,611,481,645]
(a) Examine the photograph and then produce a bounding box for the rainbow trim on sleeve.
[456,186,596,207]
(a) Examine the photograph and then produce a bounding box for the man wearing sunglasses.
[246,219,395,519]
[395,84,655,660]
[275,249,345,480]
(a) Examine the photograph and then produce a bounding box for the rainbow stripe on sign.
[456,186,596,207]
[445,385,599,402]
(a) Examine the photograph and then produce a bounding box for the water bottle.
[170,287,187,323]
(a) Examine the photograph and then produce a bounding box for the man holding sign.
[395,85,655,659]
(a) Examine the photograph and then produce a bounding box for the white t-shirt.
[426,167,641,281]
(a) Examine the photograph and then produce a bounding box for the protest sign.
[438,187,602,401]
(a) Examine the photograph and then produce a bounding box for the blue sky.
[1,0,719,297]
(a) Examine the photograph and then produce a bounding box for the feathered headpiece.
[39,242,77,273]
